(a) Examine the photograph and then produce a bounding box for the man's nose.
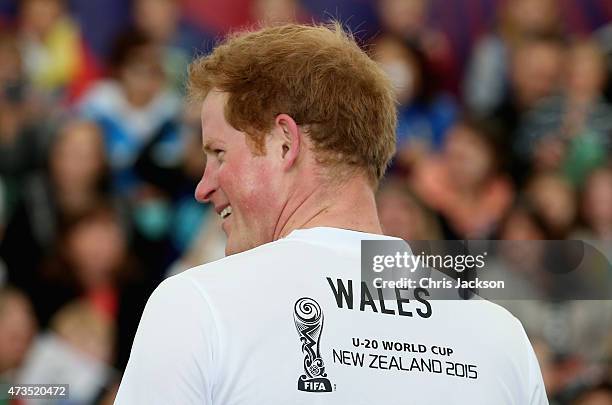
[195,165,217,203]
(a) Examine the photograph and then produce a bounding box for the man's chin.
[224,235,270,256]
[224,239,249,256]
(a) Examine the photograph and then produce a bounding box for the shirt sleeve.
[115,274,217,405]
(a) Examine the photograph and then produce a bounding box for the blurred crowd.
[0,0,610,404]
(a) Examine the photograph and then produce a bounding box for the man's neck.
[272,176,383,240]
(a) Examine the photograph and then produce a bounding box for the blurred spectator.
[35,203,132,325]
[0,31,30,142]
[0,119,116,294]
[18,0,99,102]
[0,31,49,182]
[509,300,612,403]
[486,33,565,184]
[376,178,441,240]
[127,100,215,278]
[133,0,208,93]
[0,176,3,217]
[251,0,304,25]
[464,0,563,116]
[372,34,457,172]
[79,31,181,194]
[160,105,228,277]
[18,299,114,404]
[576,166,612,240]
[0,177,5,284]
[594,22,612,104]
[491,207,562,299]
[376,0,458,94]
[58,207,126,316]
[518,40,612,186]
[144,104,208,254]
[492,34,565,139]
[129,184,176,276]
[132,103,199,202]
[31,201,153,372]
[498,202,548,240]
[0,287,36,382]
[165,211,225,277]
[0,204,5,295]
[524,171,577,239]
[48,120,111,221]
[571,382,612,405]
[412,120,514,238]
[120,108,192,276]
[532,337,565,400]
[51,300,115,364]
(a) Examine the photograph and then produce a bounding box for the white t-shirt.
[116,227,548,405]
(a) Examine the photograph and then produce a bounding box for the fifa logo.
[293,297,333,393]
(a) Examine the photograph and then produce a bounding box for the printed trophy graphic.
[293,297,333,392]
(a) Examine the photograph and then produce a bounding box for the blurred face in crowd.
[0,36,23,88]
[378,0,428,36]
[565,42,608,102]
[66,213,126,290]
[50,121,106,192]
[499,207,545,240]
[507,0,559,35]
[21,0,63,37]
[252,0,298,24]
[0,38,26,139]
[444,124,495,190]
[527,173,576,235]
[498,207,548,274]
[119,46,165,108]
[511,40,563,109]
[195,91,288,255]
[377,185,426,240]
[574,389,612,405]
[0,36,25,137]
[134,0,180,43]
[0,290,36,373]
[53,302,114,363]
[373,37,420,105]
[582,168,612,234]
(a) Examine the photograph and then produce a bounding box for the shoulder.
[465,298,523,328]
[117,274,216,404]
[140,273,214,330]
[178,237,307,284]
[174,233,361,299]
[451,298,534,357]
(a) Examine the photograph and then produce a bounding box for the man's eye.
[214,149,225,158]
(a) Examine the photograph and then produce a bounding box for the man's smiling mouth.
[220,206,232,219]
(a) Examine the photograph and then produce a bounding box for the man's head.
[188,23,396,255]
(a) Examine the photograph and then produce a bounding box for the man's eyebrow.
[202,140,212,153]
[202,138,223,153]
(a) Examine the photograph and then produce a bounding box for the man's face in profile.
[194,91,284,255]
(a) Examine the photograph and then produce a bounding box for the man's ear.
[274,113,301,170]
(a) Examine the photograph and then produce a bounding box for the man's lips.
[219,205,232,219]
[215,203,232,219]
